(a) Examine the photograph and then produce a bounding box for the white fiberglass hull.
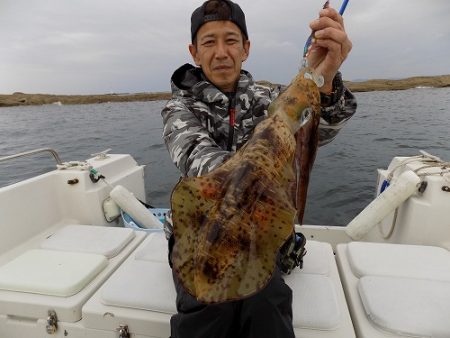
[0,151,449,338]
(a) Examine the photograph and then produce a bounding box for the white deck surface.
[41,225,136,258]
[83,232,356,338]
[0,249,107,297]
[336,242,450,337]
[0,224,146,323]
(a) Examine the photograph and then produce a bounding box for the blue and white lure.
[301,0,350,87]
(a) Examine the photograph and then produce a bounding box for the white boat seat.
[134,230,168,263]
[83,234,355,337]
[101,260,177,314]
[0,228,146,324]
[0,249,107,297]
[347,241,450,281]
[359,275,450,337]
[336,242,450,338]
[287,273,340,330]
[298,239,332,275]
[41,225,135,259]
[99,232,174,314]
[100,235,339,323]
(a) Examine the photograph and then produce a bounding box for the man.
[161,1,357,337]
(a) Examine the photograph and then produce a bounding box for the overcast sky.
[1,0,449,94]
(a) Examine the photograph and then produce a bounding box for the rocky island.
[1,74,449,107]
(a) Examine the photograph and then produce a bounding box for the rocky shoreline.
[344,74,450,93]
[1,74,449,107]
[0,92,172,108]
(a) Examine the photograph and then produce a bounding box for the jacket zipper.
[227,95,236,151]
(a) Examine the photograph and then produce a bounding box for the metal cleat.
[91,148,112,160]
[116,325,130,338]
[46,310,58,334]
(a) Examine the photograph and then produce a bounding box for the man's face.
[189,20,250,93]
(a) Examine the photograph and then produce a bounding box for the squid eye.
[299,107,312,125]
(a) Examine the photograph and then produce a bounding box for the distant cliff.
[0,92,172,107]
[344,74,450,92]
[258,74,450,93]
[1,74,449,107]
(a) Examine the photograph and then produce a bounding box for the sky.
[1,0,449,95]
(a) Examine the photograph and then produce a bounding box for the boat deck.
[2,223,450,337]
[1,153,449,337]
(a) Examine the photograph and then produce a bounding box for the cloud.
[1,0,450,94]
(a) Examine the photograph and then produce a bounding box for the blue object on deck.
[380,180,390,194]
[122,207,169,232]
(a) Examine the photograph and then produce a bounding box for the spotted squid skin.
[171,67,320,303]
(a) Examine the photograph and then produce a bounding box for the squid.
[170,66,321,303]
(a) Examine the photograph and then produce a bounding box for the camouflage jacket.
[161,63,357,177]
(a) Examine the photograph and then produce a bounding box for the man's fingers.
[306,5,352,89]
[312,36,352,61]
[319,7,344,26]
[310,14,351,61]
[314,27,346,44]
[310,16,344,34]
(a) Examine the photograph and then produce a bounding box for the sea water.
[1,87,449,225]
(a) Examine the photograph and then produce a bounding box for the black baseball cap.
[191,0,248,42]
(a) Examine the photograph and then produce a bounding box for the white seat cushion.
[92,238,355,337]
[100,260,176,314]
[286,273,340,330]
[101,239,338,323]
[100,260,341,329]
[0,249,107,297]
[347,241,450,281]
[134,231,168,263]
[299,240,333,275]
[41,225,135,258]
[359,275,450,337]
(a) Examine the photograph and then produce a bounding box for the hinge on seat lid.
[117,325,131,338]
[46,310,58,334]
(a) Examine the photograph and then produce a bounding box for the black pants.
[170,266,295,338]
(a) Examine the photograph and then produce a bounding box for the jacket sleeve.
[318,87,357,146]
[161,98,231,177]
[269,80,357,147]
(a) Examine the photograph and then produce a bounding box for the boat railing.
[0,148,63,166]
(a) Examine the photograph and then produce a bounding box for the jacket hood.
[169,63,254,103]
[171,63,203,91]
